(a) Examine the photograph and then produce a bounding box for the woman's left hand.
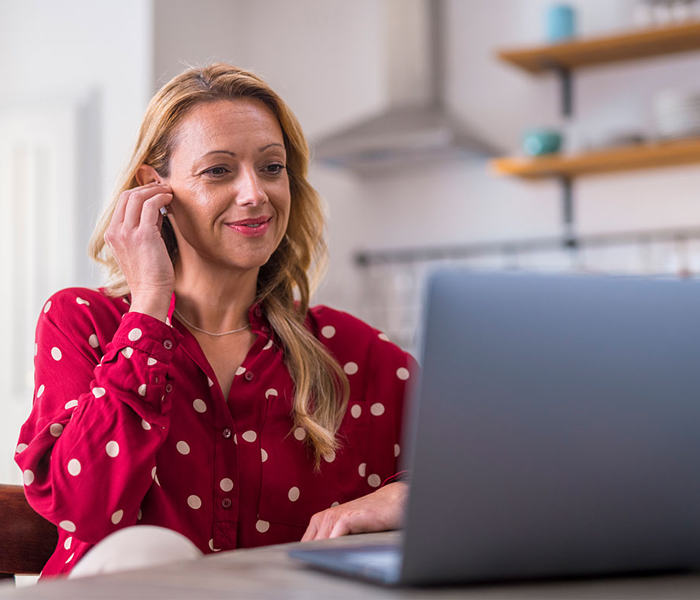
[301,482,408,541]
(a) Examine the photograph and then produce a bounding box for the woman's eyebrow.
[258,143,285,153]
[199,144,284,160]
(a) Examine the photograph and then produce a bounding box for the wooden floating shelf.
[498,21,700,74]
[491,137,700,179]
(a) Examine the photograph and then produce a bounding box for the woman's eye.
[264,164,286,176]
[203,166,229,177]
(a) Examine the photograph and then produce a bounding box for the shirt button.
[261,326,270,333]
[222,498,232,509]
[254,308,262,318]
[165,384,173,393]
[163,340,173,350]
[223,428,232,439]
[244,371,254,381]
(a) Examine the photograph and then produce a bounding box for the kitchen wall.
[2,0,700,482]
[0,0,154,483]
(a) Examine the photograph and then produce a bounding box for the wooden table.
[2,531,700,599]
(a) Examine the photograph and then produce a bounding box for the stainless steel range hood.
[313,0,500,174]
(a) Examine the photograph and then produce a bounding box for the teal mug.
[523,129,563,156]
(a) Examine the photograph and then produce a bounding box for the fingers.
[123,185,172,230]
[301,521,318,542]
[302,508,355,541]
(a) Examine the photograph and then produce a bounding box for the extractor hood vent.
[313,0,500,175]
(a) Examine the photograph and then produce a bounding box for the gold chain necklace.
[173,308,251,337]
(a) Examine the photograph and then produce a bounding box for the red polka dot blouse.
[15,288,416,577]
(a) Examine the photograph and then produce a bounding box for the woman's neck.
[173,261,259,334]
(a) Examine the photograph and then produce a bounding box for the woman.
[15,64,415,577]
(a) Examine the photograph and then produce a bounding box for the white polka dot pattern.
[15,444,28,454]
[265,388,278,399]
[111,510,124,525]
[288,487,300,502]
[207,377,214,387]
[128,328,142,341]
[37,385,45,398]
[368,474,381,488]
[106,441,120,457]
[256,520,270,533]
[321,325,336,339]
[220,478,234,492]
[65,400,78,410]
[188,495,202,510]
[358,463,367,477]
[350,404,362,418]
[64,537,72,550]
[138,384,147,396]
[193,398,207,413]
[344,362,358,375]
[43,300,51,313]
[147,357,157,366]
[76,297,90,306]
[397,367,410,380]
[60,520,76,533]
[323,451,336,463]
[263,339,273,350]
[141,419,152,430]
[176,441,190,455]
[293,427,306,441]
[209,539,221,552]
[50,423,64,437]
[242,430,257,443]
[88,334,100,348]
[370,403,385,416]
[93,387,106,398]
[67,459,81,476]
[236,366,246,376]
[394,444,401,457]
[51,347,62,361]
[378,333,390,342]
[23,470,34,486]
[331,501,340,508]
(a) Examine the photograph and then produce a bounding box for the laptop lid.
[399,270,700,585]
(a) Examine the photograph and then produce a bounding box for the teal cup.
[546,5,576,43]
[522,129,563,156]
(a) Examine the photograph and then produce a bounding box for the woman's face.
[164,98,291,275]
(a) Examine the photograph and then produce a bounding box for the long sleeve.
[15,288,183,545]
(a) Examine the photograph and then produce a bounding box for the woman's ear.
[135,164,163,186]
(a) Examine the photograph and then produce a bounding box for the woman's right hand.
[103,182,174,321]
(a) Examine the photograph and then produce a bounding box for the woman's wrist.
[129,290,172,323]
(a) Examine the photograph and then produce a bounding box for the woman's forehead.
[170,99,284,159]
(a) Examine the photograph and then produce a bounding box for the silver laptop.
[290,270,700,586]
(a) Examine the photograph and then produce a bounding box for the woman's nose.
[235,166,267,206]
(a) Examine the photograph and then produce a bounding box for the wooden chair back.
[0,484,58,577]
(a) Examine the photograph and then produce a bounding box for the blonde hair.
[89,64,349,464]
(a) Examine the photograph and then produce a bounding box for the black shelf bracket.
[555,65,573,118]
[560,176,577,248]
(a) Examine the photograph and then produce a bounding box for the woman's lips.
[225,217,272,237]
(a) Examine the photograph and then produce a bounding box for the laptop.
[290,270,700,586]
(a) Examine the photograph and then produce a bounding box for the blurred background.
[2,0,700,484]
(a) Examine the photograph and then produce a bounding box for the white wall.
[0,0,154,483]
